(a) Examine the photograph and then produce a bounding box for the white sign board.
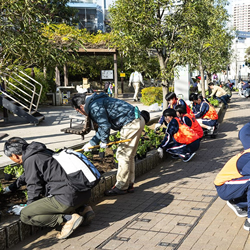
[101,70,114,80]
[174,65,190,101]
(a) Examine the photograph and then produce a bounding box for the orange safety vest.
[173,117,199,144]
[202,101,218,120]
[184,113,203,139]
[170,98,194,117]
[214,148,250,186]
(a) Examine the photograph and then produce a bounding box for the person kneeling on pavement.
[157,108,200,162]
[3,137,95,240]
[189,93,218,135]
[214,147,250,231]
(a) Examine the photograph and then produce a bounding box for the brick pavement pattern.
[10,93,250,250]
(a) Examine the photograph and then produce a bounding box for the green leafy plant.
[4,165,15,175]
[111,144,118,151]
[23,190,28,200]
[84,151,93,160]
[0,181,3,193]
[137,144,147,158]
[113,153,118,163]
[207,97,219,107]
[99,147,106,153]
[15,165,24,178]
[141,87,163,106]
[116,131,121,139]
[109,135,115,142]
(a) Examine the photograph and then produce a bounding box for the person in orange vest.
[155,92,193,131]
[214,148,250,230]
[157,108,200,162]
[175,104,203,141]
[189,93,218,135]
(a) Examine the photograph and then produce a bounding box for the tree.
[0,0,77,73]
[181,0,233,96]
[245,47,250,68]
[109,0,192,109]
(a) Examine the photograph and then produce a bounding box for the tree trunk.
[64,64,68,87]
[198,56,206,97]
[158,53,168,110]
[55,66,60,87]
[207,72,212,83]
[43,67,47,79]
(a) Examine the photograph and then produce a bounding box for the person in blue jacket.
[71,93,146,196]
[239,122,250,150]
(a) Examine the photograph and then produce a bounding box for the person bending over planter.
[3,137,95,240]
[189,93,218,135]
[155,92,193,131]
[157,108,200,162]
[71,93,147,196]
[175,104,204,141]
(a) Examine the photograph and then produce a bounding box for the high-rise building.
[233,0,250,32]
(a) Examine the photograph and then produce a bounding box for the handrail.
[0,69,43,114]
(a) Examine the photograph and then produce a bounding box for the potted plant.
[111,144,118,154]
[136,144,147,160]
[4,165,15,180]
[116,131,121,139]
[99,147,106,159]
[84,151,93,161]
[15,165,24,178]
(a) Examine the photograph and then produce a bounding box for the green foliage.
[4,165,15,175]
[99,147,106,153]
[116,131,121,139]
[0,182,3,193]
[111,144,118,151]
[207,97,219,107]
[15,165,24,178]
[109,135,115,142]
[141,87,163,106]
[23,190,28,200]
[84,151,93,160]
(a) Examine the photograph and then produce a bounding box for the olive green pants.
[20,196,88,228]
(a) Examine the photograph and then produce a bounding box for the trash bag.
[149,103,160,112]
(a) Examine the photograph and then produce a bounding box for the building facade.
[233,0,250,32]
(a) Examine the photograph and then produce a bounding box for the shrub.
[140,87,163,106]
[207,97,219,107]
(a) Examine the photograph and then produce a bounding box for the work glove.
[128,83,131,87]
[154,123,162,131]
[82,142,92,152]
[100,142,107,148]
[3,186,11,194]
[157,147,164,158]
[8,204,26,215]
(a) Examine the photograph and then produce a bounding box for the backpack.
[52,148,101,192]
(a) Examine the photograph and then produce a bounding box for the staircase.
[0,70,45,124]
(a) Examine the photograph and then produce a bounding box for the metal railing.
[0,69,43,114]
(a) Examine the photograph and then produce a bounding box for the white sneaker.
[207,126,214,135]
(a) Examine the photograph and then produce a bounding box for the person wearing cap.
[189,93,218,135]
[155,92,193,131]
[157,108,199,162]
[71,93,147,196]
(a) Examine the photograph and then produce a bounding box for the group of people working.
[6,85,250,240]
[155,91,218,162]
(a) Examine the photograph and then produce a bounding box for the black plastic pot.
[99,152,105,159]
[4,173,13,181]
[114,163,118,169]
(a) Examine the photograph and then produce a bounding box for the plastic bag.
[149,103,160,112]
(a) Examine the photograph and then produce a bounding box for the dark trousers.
[216,176,250,217]
[20,196,89,227]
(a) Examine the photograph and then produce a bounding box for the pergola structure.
[57,48,118,98]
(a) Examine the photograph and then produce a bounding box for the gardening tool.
[76,139,132,152]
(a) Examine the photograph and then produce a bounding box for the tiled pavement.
[8,93,250,249]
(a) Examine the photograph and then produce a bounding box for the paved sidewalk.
[5,93,250,249]
[0,97,162,168]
